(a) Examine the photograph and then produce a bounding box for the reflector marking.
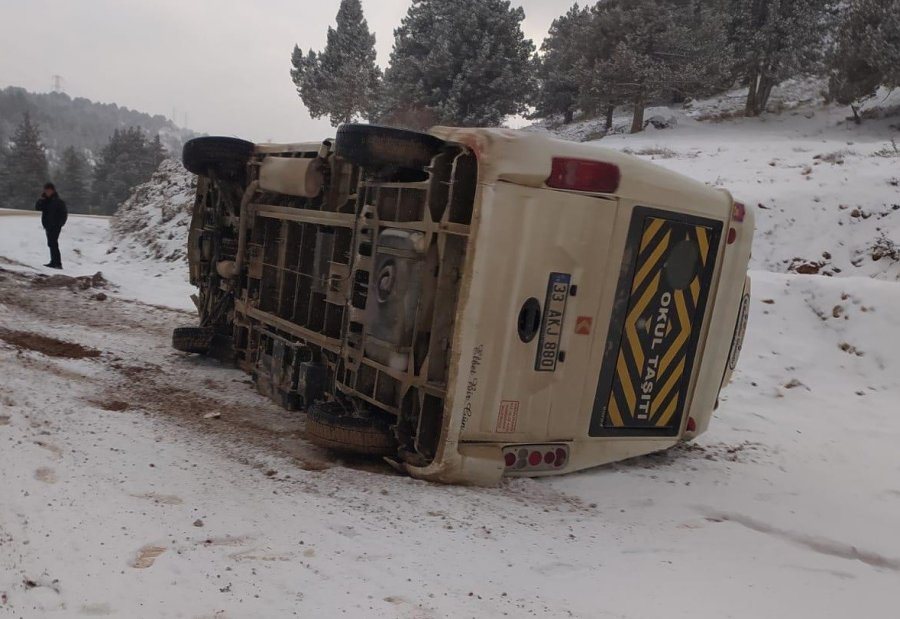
[659,291,691,376]
[590,209,721,436]
[640,218,665,252]
[652,357,686,416]
[697,227,709,265]
[617,354,637,411]
[575,316,593,335]
[608,398,625,428]
[625,272,661,377]
[633,231,671,292]
[657,393,680,427]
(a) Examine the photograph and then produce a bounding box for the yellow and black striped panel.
[590,208,721,437]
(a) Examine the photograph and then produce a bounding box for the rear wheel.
[182,136,254,178]
[172,326,215,354]
[334,124,444,170]
[305,400,397,457]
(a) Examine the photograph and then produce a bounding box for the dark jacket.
[35,195,68,229]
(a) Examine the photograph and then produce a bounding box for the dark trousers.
[45,225,62,267]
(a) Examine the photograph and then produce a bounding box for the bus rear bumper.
[406,438,684,485]
[404,443,505,486]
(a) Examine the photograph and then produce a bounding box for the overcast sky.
[0,0,568,142]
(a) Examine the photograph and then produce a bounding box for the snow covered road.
[2,168,900,618]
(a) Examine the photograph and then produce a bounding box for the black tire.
[172,326,215,354]
[306,400,397,457]
[335,124,445,170]
[182,137,255,178]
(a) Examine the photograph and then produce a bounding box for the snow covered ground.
[0,210,193,311]
[2,96,900,617]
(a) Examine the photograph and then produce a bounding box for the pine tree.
[533,4,593,124]
[380,0,536,128]
[56,147,92,214]
[0,113,49,210]
[731,0,832,116]
[147,134,168,169]
[579,0,732,133]
[828,0,900,121]
[291,0,382,126]
[571,2,630,130]
[92,127,159,215]
[0,131,7,210]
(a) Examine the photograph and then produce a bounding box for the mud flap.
[590,207,721,437]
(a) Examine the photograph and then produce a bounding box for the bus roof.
[430,126,732,216]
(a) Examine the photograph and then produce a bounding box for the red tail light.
[503,445,570,473]
[554,448,567,467]
[547,158,620,193]
[733,202,746,223]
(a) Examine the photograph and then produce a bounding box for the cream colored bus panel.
[457,183,618,443]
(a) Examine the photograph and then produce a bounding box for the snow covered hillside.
[1,95,899,617]
[531,86,900,282]
[110,159,196,265]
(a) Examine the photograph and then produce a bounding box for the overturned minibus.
[174,124,753,485]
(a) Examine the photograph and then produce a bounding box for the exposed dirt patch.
[199,535,253,548]
[131,492,184,505]
[0,266,176,334]
[79,602,113,616]
[616,440,770,469]
[31,271,110,291]
[109,363,160,380]
[34,440,64,459]
[0,328,101,359]
[131,545,166,569]
[91,399,131,412]
[34,467,58,483]
[0,255,31,267]
[22,576,60,594]
[0,264,350,477]
[94,370,341,475]
[298,460,332,472]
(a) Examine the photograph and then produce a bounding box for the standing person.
[35,182,68,269]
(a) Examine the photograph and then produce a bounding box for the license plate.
[535,272,571,372]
